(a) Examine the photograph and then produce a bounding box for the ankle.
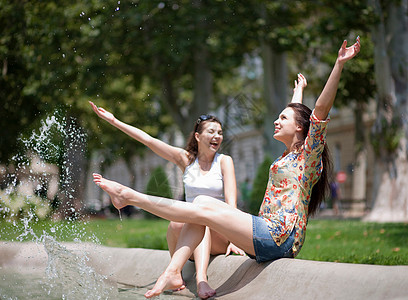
[196,275,208,284]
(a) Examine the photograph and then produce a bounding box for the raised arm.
[89,101,189,171]
[314,37,361,120]
[290,73,307,104]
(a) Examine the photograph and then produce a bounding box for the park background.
[1,0,408,265]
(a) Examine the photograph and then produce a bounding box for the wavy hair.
[287,103,333,216]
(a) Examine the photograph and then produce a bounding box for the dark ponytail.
[287,103,333,216]
[185,115,222,165]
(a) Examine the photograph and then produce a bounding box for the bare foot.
[145,270,184,298]
[92,173,129,210]
[197,281,216,299]
[172,282,186,292]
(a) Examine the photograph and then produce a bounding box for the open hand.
[225,242,246,257]
[89,101,115,123]
[337,36,360,64]
[293,73,307,92]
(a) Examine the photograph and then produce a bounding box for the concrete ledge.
[1,242,408,299]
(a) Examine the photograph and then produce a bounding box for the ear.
[296,124,303,132]
[194,131,200,142]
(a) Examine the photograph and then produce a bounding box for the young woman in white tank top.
[90,103,245,299]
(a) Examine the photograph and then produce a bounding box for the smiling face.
[273,107,302,145]
[195,121,223,153]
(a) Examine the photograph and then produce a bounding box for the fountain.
[0,113,190,299]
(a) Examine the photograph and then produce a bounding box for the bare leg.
[146,223,206,298]
[93,174,255,298]
[194,227,216,299]
[166,221,186,291]
[167,221,184,257]
[93,173,254,253]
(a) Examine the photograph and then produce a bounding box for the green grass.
[1,218,407,265]
[296,219,408,265]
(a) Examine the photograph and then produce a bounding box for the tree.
[144,166,173,219]
[0,1,163,219]
[365,0,408,222]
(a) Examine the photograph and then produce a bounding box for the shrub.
[144,166,173,218]
[246,157,273,215]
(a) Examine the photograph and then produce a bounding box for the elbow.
[314,104,330,120]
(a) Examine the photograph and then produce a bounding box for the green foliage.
[0,191,51,221]
[246,157,273,215]
[145,166,173,198]
[144,166,173,219]
[370,117,403,156]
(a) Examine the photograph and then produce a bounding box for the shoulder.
[310,109,330,126]
[219,154,234,168]
[219,153,232,162]
[179,149,194,171]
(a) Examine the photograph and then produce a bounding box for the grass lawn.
[1,217,407,265]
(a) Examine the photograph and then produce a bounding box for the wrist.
[335,59,346,68]
[109,117,117,125]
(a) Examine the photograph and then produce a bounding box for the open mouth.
[210,141,219,147]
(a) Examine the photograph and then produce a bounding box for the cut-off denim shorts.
[248,215,295,263]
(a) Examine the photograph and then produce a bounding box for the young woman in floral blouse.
[92,37,360,298]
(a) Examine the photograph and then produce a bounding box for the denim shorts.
[248,215,295,263]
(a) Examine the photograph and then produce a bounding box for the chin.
[273,134,282,142]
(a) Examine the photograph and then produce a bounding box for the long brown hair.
[185,115,222,164]
[287,103,333,216]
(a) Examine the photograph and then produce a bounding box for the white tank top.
[183,153,224,202]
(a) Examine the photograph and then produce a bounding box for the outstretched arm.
[290,73,307,104]
[89,101,189,170]
[314,37,360,120]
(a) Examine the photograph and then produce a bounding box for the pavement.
[1,241,408,299]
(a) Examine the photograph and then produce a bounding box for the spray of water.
[0,111,117,299]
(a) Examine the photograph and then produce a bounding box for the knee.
[192,195,212,208]
[168,221,184,233]
[192,196,218,221]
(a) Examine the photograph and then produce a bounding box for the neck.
[284,133,303,153]
[197,151,216,163]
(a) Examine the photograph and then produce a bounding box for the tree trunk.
[192,46,212,125]
[261,41,287,159]
[351,102,367,210]
[56,116,87,219]
[365,0,408,222]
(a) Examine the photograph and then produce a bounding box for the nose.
[274,119,279,126]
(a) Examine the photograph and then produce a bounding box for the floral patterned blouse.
[258,110,329,257]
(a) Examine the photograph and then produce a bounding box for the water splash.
[43,236,117,299]
[0,111,116,299]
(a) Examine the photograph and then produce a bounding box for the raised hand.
[337,36,360,65]
[89,101,115,124]
[291,73,307,104]
[293,73,307,92]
